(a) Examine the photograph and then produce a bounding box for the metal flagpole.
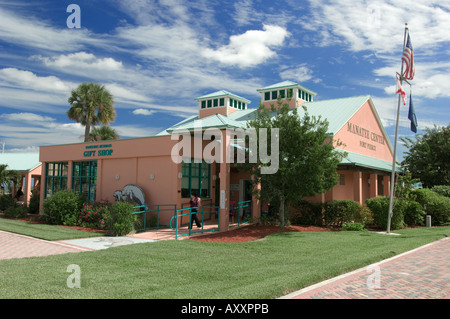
[386,23,409,233]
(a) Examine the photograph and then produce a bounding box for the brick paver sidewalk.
[282,237,450,299]
[0,230,94,260]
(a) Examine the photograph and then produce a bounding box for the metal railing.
[170,206,220,239]
[229,200,252,227]
[133,204,177,232]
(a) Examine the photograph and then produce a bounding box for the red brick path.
[283,237,450,299]
[0,230,94,260]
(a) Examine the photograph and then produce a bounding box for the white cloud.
[0,7,102,52]
[0,112,55,123]
[306,0,450,54]
[132,109,156,116]
[279,64,314,83]
[202,25,290,68]
[0,68,72,93]
[0,112,85,149]
[36,52,123,71]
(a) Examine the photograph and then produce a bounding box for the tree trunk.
[279,195,285,229]
[84,120,91,142]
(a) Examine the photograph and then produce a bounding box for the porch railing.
[133,204,177,232]
[229,200,252,227]
[170,206,220,239]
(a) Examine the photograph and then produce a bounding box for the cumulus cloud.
[202,25,290,68]
[0,68,72,93]
[279,64,315,83]
[132,109,156,116]
[35,52,123,71]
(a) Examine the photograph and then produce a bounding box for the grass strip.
[0,225,448,299]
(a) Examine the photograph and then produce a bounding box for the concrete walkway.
[281,237,450,299]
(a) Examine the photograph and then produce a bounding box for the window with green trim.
[207,100,212,108]
[72,161,97,202]
[287,88,293,99]
[264,92,270,101]
[279,90,285,99]
[213,99,218,107]
[45,162,68,198]
[219,98,224,106]
[181,160,211,198]
[271,90,278,100]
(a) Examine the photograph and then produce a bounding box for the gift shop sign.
[83,144,113,157]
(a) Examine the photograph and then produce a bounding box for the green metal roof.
[337,150,400,173]
[159,93,394,163]
[166,113,246,133]
[195,90,251,103]
[300,95,371,134]
[256,81,317,95]
[0,152,41,171]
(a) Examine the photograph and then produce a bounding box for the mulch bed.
[189,224,337,243]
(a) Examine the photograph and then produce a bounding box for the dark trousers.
[190,211,201,228]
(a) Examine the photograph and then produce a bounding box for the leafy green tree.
[401,125,450,187]
[87,125,120,142]
[68,82,116,142]
[242,99,345,228]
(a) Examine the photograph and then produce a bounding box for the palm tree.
[67,82,116,142]
[87,125,120,142]
[0,164,20,195]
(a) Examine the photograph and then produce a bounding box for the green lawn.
[0,219,449,299]
[0,218,103,240]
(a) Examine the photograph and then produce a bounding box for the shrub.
[403,200,425,226]
[412,188,450,226]
[0,195,14,211]
[28,189,40,214]
[42,190,84,225]
[79,201,111,229]
[290,200,323,226]
[104,201,137,236]
[3,205,28,219]
[365,196,406,230]
[323,200,368,227]
[431,185,450,198]
[342,222,365,231]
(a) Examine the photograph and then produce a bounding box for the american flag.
[402,33,415,80]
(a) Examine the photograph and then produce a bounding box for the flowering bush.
[79,201,112,230]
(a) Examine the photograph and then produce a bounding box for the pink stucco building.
[38,81,396,232]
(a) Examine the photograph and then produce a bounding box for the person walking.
[189,192,202,229]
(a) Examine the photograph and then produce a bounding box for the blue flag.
[408,93,417,133]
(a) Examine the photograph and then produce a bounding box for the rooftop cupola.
[196,90,251,119]
[256,81,317,109]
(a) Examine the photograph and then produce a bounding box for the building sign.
[347,122,385,151]
[83,143,114,157]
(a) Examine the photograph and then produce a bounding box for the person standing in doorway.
[189,192,202,229]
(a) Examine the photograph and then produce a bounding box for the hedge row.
[290,188,450,230]
[42,190,137,236]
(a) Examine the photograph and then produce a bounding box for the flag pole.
[387,23,409,233]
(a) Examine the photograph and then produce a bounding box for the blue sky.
[0,0,449,161]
